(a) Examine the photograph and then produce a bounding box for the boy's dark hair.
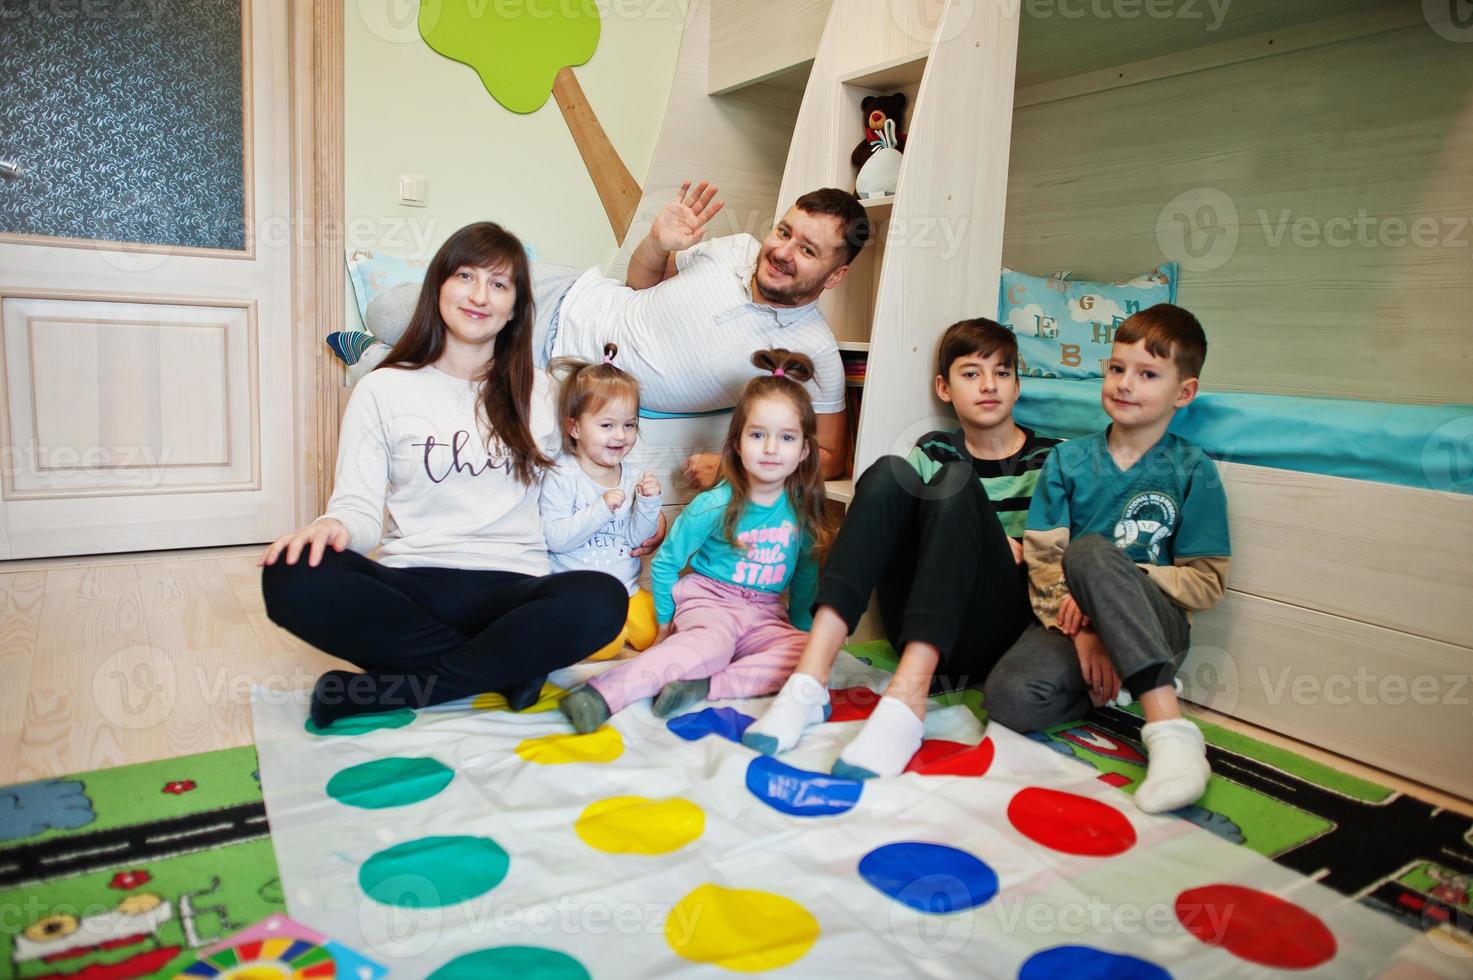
[936,318,1018,379]
[1115,303,1207,380]
[794,188,872,265]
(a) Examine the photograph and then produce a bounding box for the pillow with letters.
[998,264,1178,379]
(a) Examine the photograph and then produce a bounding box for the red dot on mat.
[904,738,995,777]
[828,687,882,722]
[1006,787,1137,856]
[1175,884,1337,970]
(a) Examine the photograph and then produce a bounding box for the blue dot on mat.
[667,707,755,743]
[858,841,998,913]
[744,756,862,817]
[1020,946,1172,980]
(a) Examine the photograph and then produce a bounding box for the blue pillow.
[347,251,431,324]
[998,264,1178,379]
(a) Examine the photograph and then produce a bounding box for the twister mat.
[252,656,1459,978]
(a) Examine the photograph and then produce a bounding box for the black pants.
[812,456,1033,689]
[261,548,626,713]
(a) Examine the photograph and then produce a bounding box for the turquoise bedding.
[637,381,1472,495]
[1016,378,1473,496]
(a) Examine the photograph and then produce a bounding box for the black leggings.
[262,548,626,713]
[812,456,1033,689]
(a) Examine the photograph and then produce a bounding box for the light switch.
[397,174,427,207]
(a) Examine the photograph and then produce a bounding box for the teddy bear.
[851,92,908,169]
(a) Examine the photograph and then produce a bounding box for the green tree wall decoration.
[419,0,644,243]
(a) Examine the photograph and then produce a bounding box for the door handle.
[0,159,21,179]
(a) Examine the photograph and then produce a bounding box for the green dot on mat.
[304,708,415,736]
[429,946,591,980]
[326,757,454,809]
[360,836,509,908]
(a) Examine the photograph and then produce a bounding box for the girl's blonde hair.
[719,349,836,561]
[551,343,643,454]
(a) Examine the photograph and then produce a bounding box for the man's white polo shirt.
[552,233,846,414]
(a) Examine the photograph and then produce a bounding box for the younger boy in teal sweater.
[985,304,1231,814]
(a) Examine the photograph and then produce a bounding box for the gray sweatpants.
[983,534,1189,732]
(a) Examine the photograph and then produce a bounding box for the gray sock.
[652,678,710,718]
[559,685,611,734]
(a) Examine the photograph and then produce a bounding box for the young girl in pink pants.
[559,349,836,733]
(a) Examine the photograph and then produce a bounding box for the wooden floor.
[2,546,1471,819]
[0,545,349,788]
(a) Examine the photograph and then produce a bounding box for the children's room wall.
[1003,15,1473,405]
[341,1,688,329]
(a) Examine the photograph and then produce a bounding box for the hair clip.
[773,368,785,377]
[603,352,616,364]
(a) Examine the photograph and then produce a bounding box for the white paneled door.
[0,1,295,558]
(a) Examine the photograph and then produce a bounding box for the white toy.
[856,119,904,200]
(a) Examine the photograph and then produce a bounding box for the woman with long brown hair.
[259,222,629,728]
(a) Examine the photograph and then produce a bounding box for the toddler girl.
[540,344,663,661]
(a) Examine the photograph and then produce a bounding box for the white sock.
[832,696,925,779]
[741,672,830,755]
[1135,718,1210,813]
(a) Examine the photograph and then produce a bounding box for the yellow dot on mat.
[665,883,819,972]
[515,726,624,765]
[472,683,566,714]
[575,796,705,855]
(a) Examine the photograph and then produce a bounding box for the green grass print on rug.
[0,746,284,979]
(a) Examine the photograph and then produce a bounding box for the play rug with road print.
[0,747,284,979]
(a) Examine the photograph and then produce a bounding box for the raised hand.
[650,180,725,253]
[603,488,627,512]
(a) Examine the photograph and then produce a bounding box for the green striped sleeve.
[906,445,942,483]
[982,469,1046,538]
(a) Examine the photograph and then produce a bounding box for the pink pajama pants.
[588,573,808,713]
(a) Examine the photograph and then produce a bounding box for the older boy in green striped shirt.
[743,319,1061,777]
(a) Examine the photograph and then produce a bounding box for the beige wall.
[341,1,688,329]
[1004,22,1473,405]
